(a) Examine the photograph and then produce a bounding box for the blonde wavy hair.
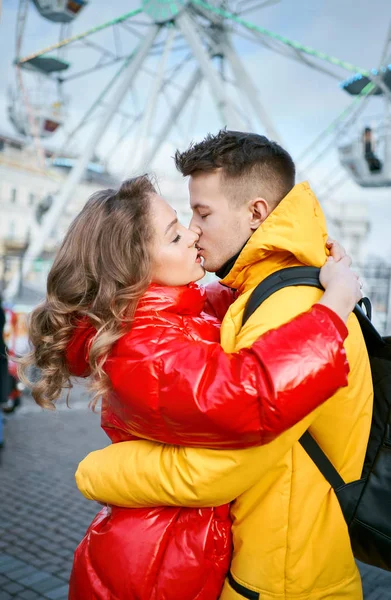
[19,175,156,410]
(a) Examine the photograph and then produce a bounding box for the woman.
[20,176,360,599]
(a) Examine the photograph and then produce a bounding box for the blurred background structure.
[0,0,390,332]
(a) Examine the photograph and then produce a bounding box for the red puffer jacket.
[68,282,349,600]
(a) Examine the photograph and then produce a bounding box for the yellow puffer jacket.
[76,182,373,600]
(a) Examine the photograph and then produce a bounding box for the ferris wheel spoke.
[80,37,117,60]
[119,21,145,40]
[105,110,145,163]
[143,68,203,168]
[167,52,194,82]
[141,53,195,104]
[59,53,141,164]
[140,63,186,94]
[15,0,29,57]
[290,49,343,80]
[236,0,280,8]
[161,87,187,141]
[17,8,145,67]
[113,24,123,58]
[13,1,48,171]
[297,81,376,169]
[15,67,47,170]
[185,78,203,140]
[135,27,176,170]
[379,20,391,67]
[61,55,128,82]
[229,21,338,75]
[192,0,370,78]
[237,0,280,16]
[177,11,244,128]
[220,33,283,141]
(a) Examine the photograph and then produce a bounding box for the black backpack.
[242,266,391,572]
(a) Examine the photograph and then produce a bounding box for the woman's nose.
[188,227,200,246]
[189,223,202,237]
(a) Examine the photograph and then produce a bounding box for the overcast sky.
[1,0,390,260]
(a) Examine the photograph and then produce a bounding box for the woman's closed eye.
[172,234,182,243]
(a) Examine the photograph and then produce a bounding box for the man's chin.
[203,262,223,274]
[200,256,214,273]
[202,262,216,274]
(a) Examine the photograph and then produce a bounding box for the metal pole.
[176,12,243,129]
[134,26,176,172]
[220,34,284,143]
[143,68,203,167]
[4,25,160,300]
[59,51,137,156]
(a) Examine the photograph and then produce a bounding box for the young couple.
[23,130,372,600]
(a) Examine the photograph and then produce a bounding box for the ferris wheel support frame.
[15,0,48,171]
[142,67,203,167]
[135,26,176,172]
[176,11,244,129]
[141,20,286,170]
[4,24,161,300]
[220,34,283,143]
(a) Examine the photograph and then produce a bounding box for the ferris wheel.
[9,1,88,170]
[5,0,390,297]
[336,25,391,189]
[294,21,391,197]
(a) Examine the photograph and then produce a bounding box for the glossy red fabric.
[68,282,349,600]
[66,283,349,448]
[69,505,232,600]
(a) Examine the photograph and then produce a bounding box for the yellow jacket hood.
[221,181,328,294]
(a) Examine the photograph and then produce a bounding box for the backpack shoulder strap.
[300,431,346,489]
[242,266,323,328]
[241,265,357,492]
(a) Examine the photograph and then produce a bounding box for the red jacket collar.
[66,283,205,378]
[136,282,205,316]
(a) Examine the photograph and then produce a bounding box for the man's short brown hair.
[175,129,295,208]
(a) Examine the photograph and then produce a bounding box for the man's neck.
[216,241,248,280]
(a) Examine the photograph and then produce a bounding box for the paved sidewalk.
[0,389,390,600]
[0,389,106,600]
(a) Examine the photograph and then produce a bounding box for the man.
[363,126,382,173]
[76,131,373,599]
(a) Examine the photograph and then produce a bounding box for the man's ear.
[248,197,270,230]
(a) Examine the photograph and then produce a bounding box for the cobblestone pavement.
[0,389,390,600]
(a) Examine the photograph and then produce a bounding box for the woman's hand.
[326,238,348,263]
[318,256,362,323]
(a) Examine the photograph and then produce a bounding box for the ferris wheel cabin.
[337,66,391,187]
[8,98,65,138]
[32,0,88,23]
[8,54,69,138]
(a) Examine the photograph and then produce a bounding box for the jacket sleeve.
[107,304,349,447]
[203,280,237,320]
[76,415,312,507]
